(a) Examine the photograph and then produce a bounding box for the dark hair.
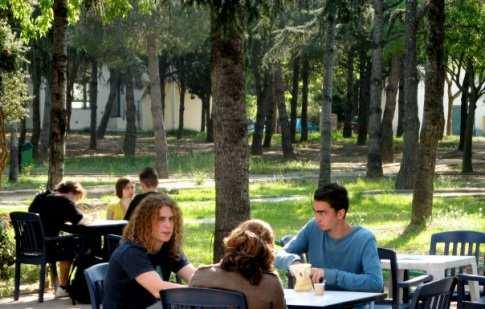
[115,177,131,198]
[314,183,349,214]
[139,167,158,188]
[55,181,86,200]
[220,219,275,285]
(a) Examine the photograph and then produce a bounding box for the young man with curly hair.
[103,194,195,309]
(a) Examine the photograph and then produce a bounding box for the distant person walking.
[106,177,135,220]
[124,167,159,220]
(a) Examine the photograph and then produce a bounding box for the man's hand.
[311,267,324,283]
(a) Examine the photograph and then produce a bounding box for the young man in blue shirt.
[276,183,383,292]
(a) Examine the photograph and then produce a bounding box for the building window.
[72,82,90,109]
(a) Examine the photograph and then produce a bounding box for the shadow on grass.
[382,223,426,249]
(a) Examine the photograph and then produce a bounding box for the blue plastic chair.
[457,274,485,309]
[9,211,73,302]
[84,262,109,309]
[408,277,456,309]
[160,287,247,308]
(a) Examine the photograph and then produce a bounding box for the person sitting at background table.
[190,219,286,309]
[106,177,135,220]
[103,194,196,309]
[124,167,159,220]
[28,181,87,298]
[275,183,383,293]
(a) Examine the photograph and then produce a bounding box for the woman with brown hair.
[103,194,195,309]
[190,219,286,309]
[106,177,134,220]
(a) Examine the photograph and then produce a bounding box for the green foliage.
[0,220,14,280]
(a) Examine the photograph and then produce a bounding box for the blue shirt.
[275,219,383,292]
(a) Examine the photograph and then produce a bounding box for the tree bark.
[0,111,7,185]
[381,54,401,163]
[8,123,19,182]
[290,56,300,143]
[47,0,68,189]
[66,49,80,133]
[31,46,42,161]
[18,118,26,173]
[263,83,275,148]
[395,0,420,189]
[357,52,371,145]
[458,67,471,151]
[97,69,120,139]
[319,1,337,187]
[177,82,186,140]
[444,75,460,136]
[462,86,476,173]
[250,64,266,155]
[274,64,294,158]
[343,49,354,138]
[147,32,169,178]
[159,56,169,118]
[124,69,137,157]
[396,60,405,137]
[89,59,98,150]
[206,99,214,143]
[300,57,310,142]
[211,4,249,262]
[411,0,445,226]
[367,0,384,178]
[39,75,51,162]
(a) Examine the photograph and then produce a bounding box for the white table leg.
[469,261,479,301]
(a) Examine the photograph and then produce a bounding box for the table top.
[381,254,476,268]
[284,289,386,308]
[62,219,127,233]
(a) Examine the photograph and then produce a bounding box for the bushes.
[0,219,14,279]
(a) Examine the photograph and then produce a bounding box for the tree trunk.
[177,82,185,140]
[396,60,405,137]
[357,53,371,145]
[211,4,249,262]
[300,57,310,142]
[0,111,7,185]
[458,67,471,151]
[411,0,445,226]
[31,47,42,161]
[39,75,52,162]
[343,49,354,138]
[274,64,294,158]
[444,75,460,137]
[318,1,337,187]
[462,82,477,173]
[66,49,80,133]
[159,56,169,118]
[395,0,420,189]
[8,122,19,182]
[290,56,300,143]
[97,69,120,139]
[367,0,384,178]
[89,59,98,150]
[47,0,68,189]
[250,40,266,155]
[147,32,169,178]
[18,118,26,173]
[201,96,206,132]
[206,100,214,143]
[263,83,275,148]
[124,69,137,157]
[381,54,401,163]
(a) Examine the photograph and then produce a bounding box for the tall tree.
[89,58,98,150]
[8,122,19,182]
[209,2,250,261]
[366,0,384,178]
[300,57,310,142]
[30,43,42,160]
[289,55,300,143]
[343,48,354,138]
[123,69,137,157]
[274,63,294,158]
[444,74,460,136]
[396,60,405,137]
[47,0,69,189]
[410,0,445,226]
[318,1,337,187]
[357,52,371,145]
[97,69,120,139]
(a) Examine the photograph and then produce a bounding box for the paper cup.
[314,281,325,296]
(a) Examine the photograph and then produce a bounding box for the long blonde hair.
[123,194,183,255]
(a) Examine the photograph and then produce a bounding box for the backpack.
[67,253,103,304]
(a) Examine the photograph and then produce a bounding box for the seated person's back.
[191,219,286,309]
[124,167,159,220]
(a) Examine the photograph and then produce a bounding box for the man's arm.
[274,222,311,269]
[136,271,184,299]
[323,238,383,292]
[177,264,196,283]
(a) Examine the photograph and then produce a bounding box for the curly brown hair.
[122,194,183,255]
[220,219,275,285]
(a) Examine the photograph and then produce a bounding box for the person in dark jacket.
[28,181,86,298]
[124,167,159,220]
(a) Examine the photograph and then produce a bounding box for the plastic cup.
[314,281,325,296]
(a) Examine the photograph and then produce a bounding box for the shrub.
[0,219,15,279]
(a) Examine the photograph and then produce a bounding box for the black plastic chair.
[408,277,456,309]
[105,234,122,259]
[430,231,485,276]
[84,262,109,309]
[457,274,485,309]
[376,247,433,309]
[160,287,247,308]
[9,211,71,302]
